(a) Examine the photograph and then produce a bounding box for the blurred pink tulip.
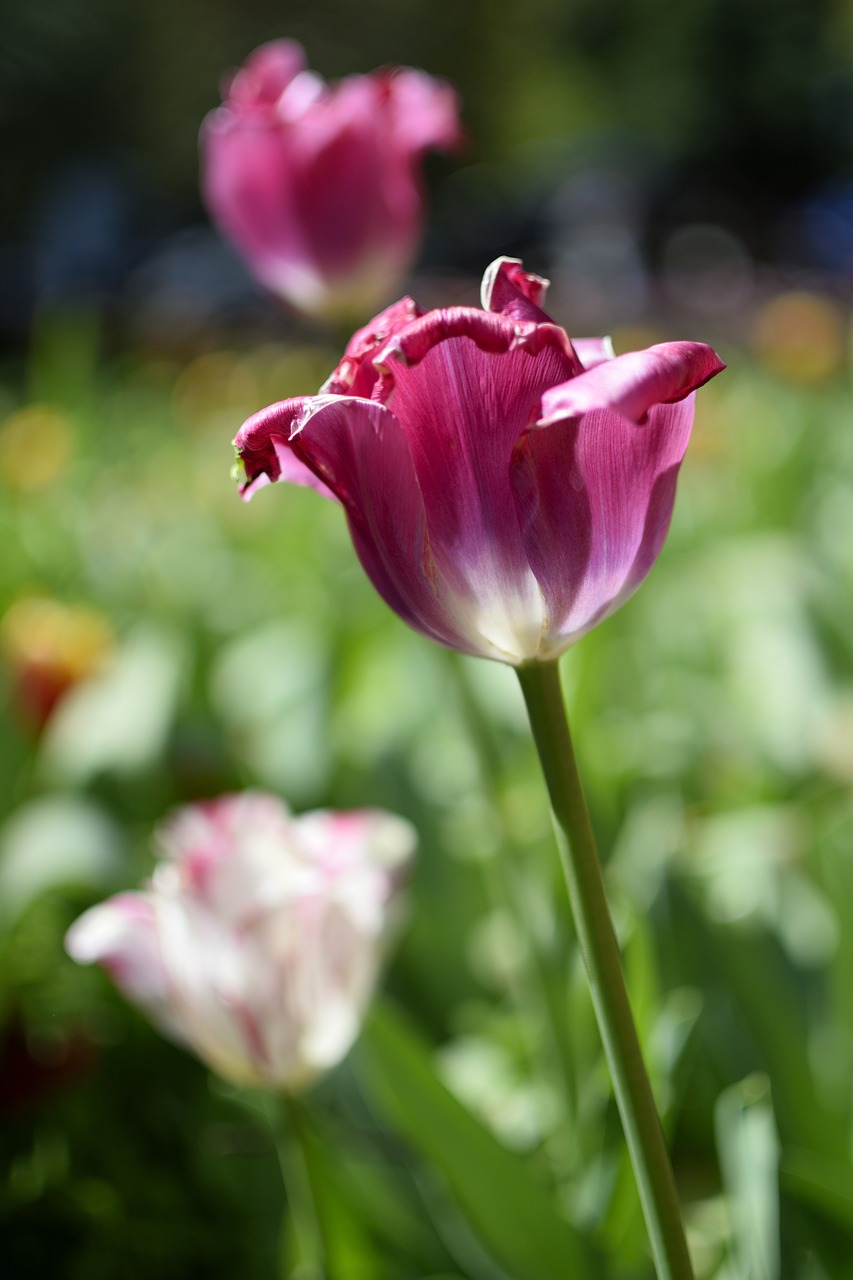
[235,257,725,665]
[66,793,415,1090]
[200,40,461,321]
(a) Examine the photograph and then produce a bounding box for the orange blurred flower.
[1,597,114,730]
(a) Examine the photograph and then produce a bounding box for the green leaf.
[0,794,124,935]
[781,1146,853,1230]
[715,1074,780,1280]
[356,1000,594,1280]
[295,1110,391,1280]
[40,624,186,782]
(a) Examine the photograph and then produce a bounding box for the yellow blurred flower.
[753,291,846,383]
[0,404,75,492]
[172,352,259,434]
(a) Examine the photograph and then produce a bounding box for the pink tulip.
[66,793,415,1090]
[235,258,725,665]
[200,40,461,320]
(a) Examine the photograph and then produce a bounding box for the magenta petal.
[236,398,338,501]
[512,396,697,651]
[378,306,519,367]
[235,398,310,492]
[255,396,475,651]
[538,341,726,427]
[573,336,616,370]
[289,82,411,282]
[480,256,555,325]
[375,305,581,391]
[386,68,463,155]
[374,317,589,657]
[225,40,307,107]
[323,296,424,398]
[200,116,313,299]
[376,316,573,570]
[273,443,339,501]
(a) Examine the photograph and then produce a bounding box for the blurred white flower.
[66,792,415,1090]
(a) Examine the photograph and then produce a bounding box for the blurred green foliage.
[4,1,853,1276]
[1,292,853,1279]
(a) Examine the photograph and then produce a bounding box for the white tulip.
[66,792,415,1090]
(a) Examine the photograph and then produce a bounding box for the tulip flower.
[235,257,725,665]
[1,596,114,731]
[200,40,461,321]
[66,793,415,1091]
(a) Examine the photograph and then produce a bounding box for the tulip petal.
[156,791,309,919]
[236,398,324,491]
[376,310,587,659]
[537,340,725,428]
[480,256,555,325]
[386,68,463,155]
[201,115,318,303]
[376,305,581,377]
[290,79,415,283]
[151,893,275,1084]
[277,70,327,121]
[573,336,616,369]
[323,296,424,398]
[240,395,481,652]
[65,894,188,1044]
[512,396,698,652]
[225,40,307,107]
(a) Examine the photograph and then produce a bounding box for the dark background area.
[4,0,853,349]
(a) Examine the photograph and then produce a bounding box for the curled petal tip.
[232,453,267,501]
[481,257,553,324]
[536,341,726,430]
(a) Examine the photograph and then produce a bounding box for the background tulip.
[0,597,114,732]
[200,40,461,321]
[66,793,416,1091]
[236,257,725,665]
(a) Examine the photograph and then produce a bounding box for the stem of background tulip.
[516,660,694,1280]
[264,1093,327,1280]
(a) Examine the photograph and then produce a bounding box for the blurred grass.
[1,299,853,1278]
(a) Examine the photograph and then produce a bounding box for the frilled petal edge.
[322,296,424,397]
[374,305,582,399]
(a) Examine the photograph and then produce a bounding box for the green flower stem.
[516,659,694,1280]
[264,1093,327,1280]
